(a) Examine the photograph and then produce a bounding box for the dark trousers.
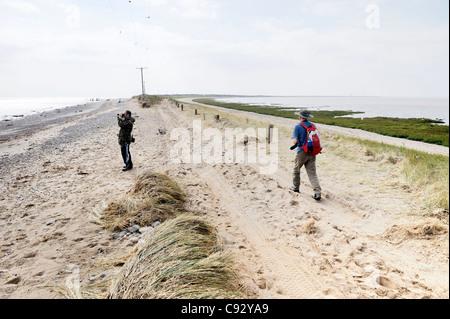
[121,144,133,169]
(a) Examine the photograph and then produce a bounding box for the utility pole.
[136,67,147,97]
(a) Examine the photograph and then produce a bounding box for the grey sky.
[0,0,448,98]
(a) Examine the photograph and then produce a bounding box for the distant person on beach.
[291,110,322,201]
[117,110,135,172]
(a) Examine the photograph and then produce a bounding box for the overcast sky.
[0,0,448,98]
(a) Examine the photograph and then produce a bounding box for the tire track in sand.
[199,167,329,298]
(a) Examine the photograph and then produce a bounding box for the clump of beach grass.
[82,171,246,300]
[108,215,244,299]
[134,95,164,108]
[91,171,186,231]
[55,276,113,300]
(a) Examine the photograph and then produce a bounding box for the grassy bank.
[344,137,449,213]
[192,98,449,147]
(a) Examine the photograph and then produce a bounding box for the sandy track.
[156,105,328,298]
[157,100,448,299]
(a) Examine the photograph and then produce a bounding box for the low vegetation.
[91,172,186,231]
[347,137,449,213]
[81,171,245,299]
[193,98,449,147]
[134,95,164,108]
[109,215,243,299]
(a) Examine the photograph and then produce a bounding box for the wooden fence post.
[267,124,274,144]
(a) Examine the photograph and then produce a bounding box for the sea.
[1,96,449,125]
[216,96,450,125]
[0,97,96,121]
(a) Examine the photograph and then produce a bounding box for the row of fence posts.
[175,102,274,144]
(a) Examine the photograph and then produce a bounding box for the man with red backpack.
[290,110,322,201]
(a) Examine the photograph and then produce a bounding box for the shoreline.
[180,98,450,156]
[0,100,120,143]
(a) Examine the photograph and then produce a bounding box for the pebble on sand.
[6,276,21,285]
[139,227,153,234]
[152,221,161,228]
[128,225,141,233]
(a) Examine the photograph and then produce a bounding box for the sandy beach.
[0,98,448,299]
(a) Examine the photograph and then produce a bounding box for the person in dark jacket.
[118,110,135,172]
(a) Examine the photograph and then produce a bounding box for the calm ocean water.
[0,97,93,121]
[217,97,450,125]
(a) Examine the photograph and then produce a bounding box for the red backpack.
[300,122,323,156]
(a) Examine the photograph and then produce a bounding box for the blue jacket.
[292,121,312,154]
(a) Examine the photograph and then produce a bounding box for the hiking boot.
[313,194,322,201]
[290,186,300,193]
[122,167,133,172]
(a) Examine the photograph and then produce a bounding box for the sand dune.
[0,99,448,299]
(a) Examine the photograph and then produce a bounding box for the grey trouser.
[293,152,321,195]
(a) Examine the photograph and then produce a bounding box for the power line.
[108,0,122,36]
